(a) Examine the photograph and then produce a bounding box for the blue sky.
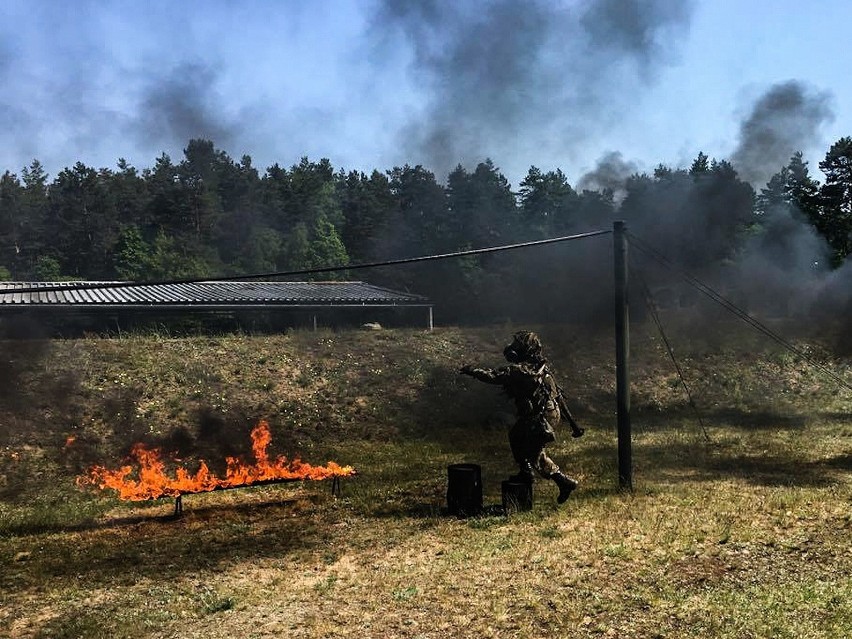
[0,0,849,190]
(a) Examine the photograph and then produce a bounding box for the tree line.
[0,137,850,322]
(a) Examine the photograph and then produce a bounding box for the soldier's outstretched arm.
[459,365,508,385]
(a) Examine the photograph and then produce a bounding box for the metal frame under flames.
[170,475,345,516]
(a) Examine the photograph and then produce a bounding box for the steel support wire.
[2,229,613,296]
[627,232,852,395]
[633,261,711,441]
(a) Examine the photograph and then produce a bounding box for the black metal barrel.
[446,463,482,517]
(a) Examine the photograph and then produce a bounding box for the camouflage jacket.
[465,362,571,423]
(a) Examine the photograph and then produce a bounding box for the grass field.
[1,322,850,638]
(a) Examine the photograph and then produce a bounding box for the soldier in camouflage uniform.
[460,331,584,504]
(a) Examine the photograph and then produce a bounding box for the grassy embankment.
[0,322,850,638]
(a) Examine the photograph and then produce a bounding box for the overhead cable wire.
[633,260,711,441]
[1,229,612,296]
[628,231,852,395]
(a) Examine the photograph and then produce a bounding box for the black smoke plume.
[577,151,638,202]
[721,82,836,323]
[373,0,694,181]
[580,0,692,71]
[134,62,238,154]
[731,80,833,187]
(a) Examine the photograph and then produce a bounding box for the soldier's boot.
[508,462,534,484]
[552,472,578,504]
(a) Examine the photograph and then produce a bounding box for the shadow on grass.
[622,405,849,486]
[704,408,809,430]
[371,486,628,522]
[626,439,848,488]
[634,407,811,431]
[2,491,351,591]
[816,411,852,421]
[1,492,311,537]
[822,452,852,471]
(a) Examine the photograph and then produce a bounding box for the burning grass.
[0,323,850,638]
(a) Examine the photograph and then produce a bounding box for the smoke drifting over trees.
[136,63,239,152]
[373,0,694,180]
[732,81,834,188]
[576,151,638,202]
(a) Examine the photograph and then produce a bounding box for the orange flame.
[77,420,354,501]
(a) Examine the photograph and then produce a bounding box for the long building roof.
[0,281,429,307]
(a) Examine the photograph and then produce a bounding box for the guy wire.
[632,258,711,441]
[627,231,852,395]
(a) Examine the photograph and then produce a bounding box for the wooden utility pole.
[613,221,632,489]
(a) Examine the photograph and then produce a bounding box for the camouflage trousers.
[508,409,561,478]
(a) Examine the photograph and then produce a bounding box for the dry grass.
[0,322,850,638]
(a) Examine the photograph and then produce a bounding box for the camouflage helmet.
[503,331,543,363]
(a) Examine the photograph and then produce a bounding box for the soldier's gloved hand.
[459,364,475,376]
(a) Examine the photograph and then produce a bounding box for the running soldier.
[460,331,584,503]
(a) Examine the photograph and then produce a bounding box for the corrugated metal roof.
[0,281,429,306]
